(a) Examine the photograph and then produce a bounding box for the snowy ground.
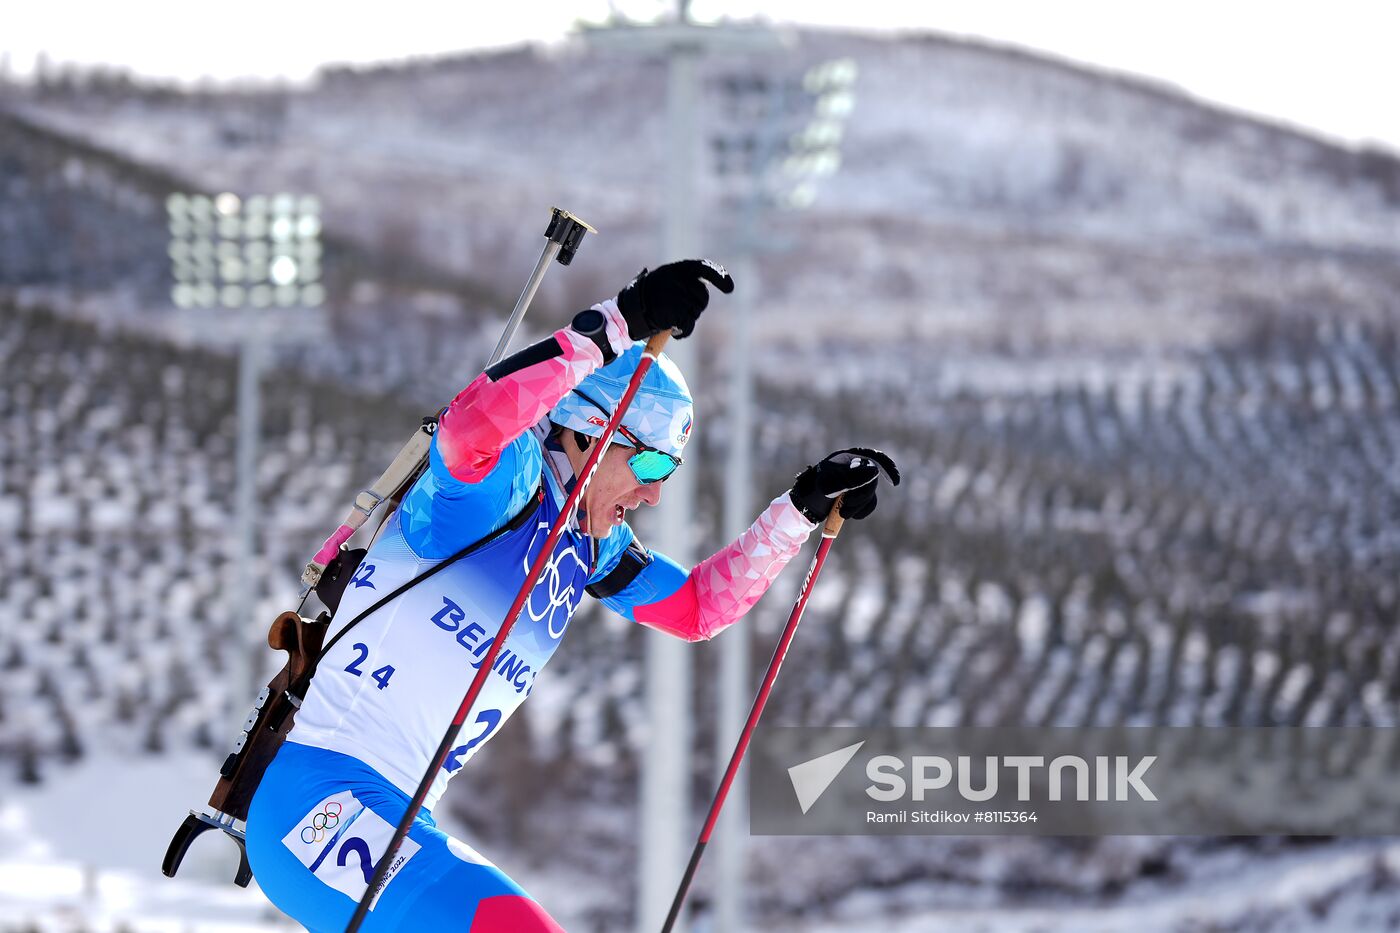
[0,751,296,931]
[0,750,622,932]
[795,843,1400,932]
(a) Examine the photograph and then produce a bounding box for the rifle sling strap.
[292,483,546,699]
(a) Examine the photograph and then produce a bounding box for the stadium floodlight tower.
[581,6,784,932]
[167,191,327,717]
[708,56,858,933]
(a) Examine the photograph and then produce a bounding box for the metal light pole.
[714,238,754,933]
[710,77,778,933]
[708,58,859,932]
[231,321,265,705]
[583,11,782,933]
[167,191,326,714]
[651,34,700,933]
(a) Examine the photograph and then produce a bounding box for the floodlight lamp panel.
[169,189,323,309]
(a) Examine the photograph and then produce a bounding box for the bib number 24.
[344,642,396,690]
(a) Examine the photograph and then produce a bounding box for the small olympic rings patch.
[299,801,343,844]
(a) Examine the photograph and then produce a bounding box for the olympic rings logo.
[299,801,342,844]
[522,521,585,640]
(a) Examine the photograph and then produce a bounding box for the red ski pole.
[345,332,672,933]
[660,500,848,933]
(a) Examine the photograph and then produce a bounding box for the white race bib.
[281,791,422,911]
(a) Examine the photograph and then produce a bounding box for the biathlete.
[244,259,892,931]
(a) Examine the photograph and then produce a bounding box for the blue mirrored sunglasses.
[614,423,683,485]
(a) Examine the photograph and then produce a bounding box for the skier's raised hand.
[789,447,901,522]
[617,259,734,340]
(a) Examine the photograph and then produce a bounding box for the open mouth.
[613,503,626,525]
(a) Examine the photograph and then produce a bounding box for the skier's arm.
[436,259,734,485]
[590,448,899,640]
[435,302,632,483]
[643,494,817,641]
[589,494,816,641]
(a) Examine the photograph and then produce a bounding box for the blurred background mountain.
[3,25,1400,932]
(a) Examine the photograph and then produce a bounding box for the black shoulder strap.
[307,484,545,680]
[585,538,652,600]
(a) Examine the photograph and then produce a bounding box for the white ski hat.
[548,342,693,458]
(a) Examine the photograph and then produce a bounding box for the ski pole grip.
[823,494,846,537]
[645,330,671,358]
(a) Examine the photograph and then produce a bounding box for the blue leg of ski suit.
[245,741,563,932]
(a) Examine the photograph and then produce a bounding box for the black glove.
[789,448,901,523]
[616,259,734,340]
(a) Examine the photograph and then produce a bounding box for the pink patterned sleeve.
[436,304,629,483]
[633,493,817,641]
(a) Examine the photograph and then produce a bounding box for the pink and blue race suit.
[245,317,816,931]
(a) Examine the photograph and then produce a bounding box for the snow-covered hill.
[10,27,1400,355]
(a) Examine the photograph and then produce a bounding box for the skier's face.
[563,431,665,538]
[585,443,664,538]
